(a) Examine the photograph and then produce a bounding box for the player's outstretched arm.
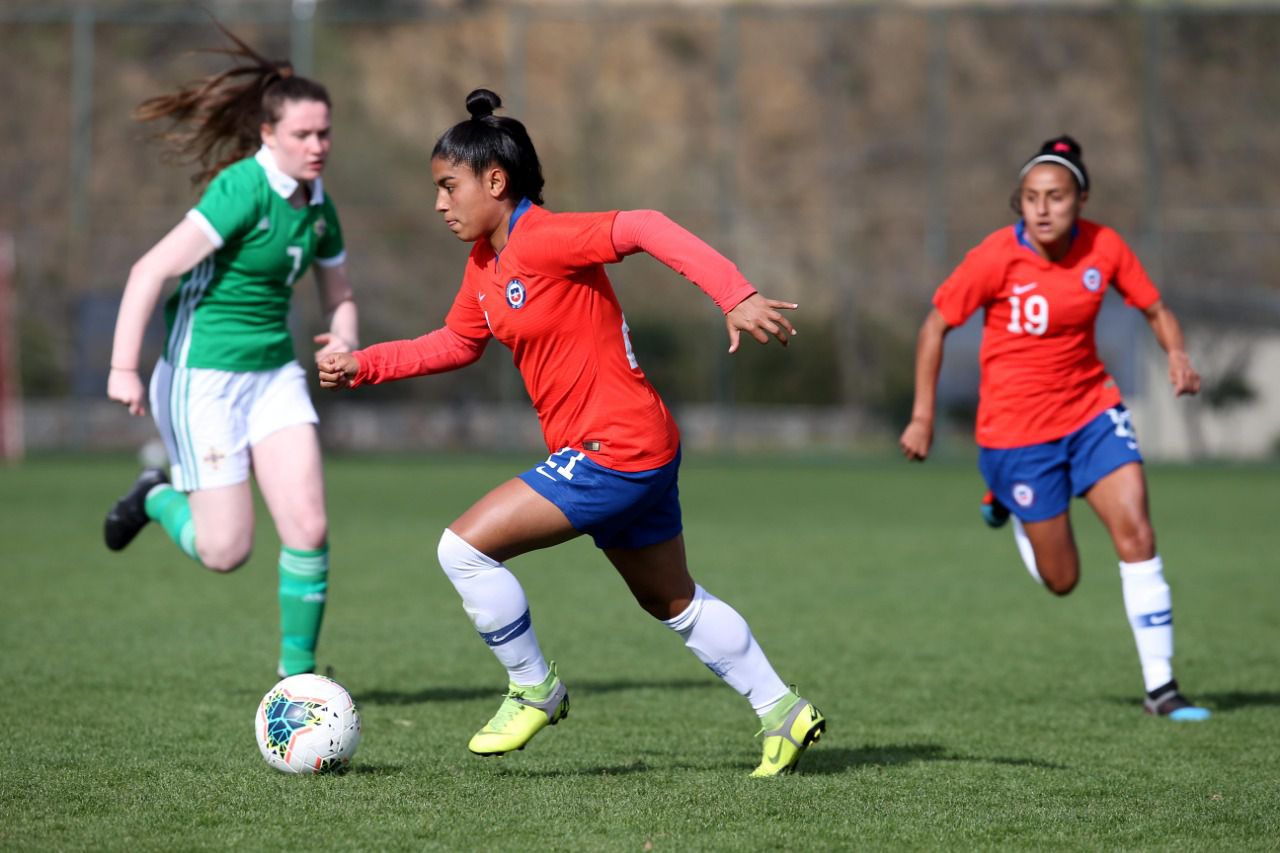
[725,293,799,353]
[899,308,952,461]
[1142,300,1200,397]
[610,209,801,347]
[320,327,488,391]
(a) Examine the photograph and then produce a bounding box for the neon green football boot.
[751,692,826,777]
[468,662,569,756]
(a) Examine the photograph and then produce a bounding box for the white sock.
[1011,516,1043,585]
[1120,555,1174,692]
[437,528,549,686]
[663,584,790,717]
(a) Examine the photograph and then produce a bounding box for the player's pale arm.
[108,218,217,415]
[313,262,359,360]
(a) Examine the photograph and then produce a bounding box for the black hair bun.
[1020,133,1090,192]
[466,89,502,120]
[1039,135,1082,159]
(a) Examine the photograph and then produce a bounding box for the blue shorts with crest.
[978,405,1143,523]
[519,446,683,550]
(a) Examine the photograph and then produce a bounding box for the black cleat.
[104,468,168,551]
[1144,679,1211,721]
[981,490,1010,529]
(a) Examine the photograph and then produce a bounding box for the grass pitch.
[2,452,1277,850]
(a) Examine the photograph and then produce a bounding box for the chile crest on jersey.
[1082,267,1103,292]
[506,278,527,309]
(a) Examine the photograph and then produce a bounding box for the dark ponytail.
[432,88,545,205]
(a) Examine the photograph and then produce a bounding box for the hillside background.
[2,0,1277,458]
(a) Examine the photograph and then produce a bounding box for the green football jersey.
[163,147,345,371]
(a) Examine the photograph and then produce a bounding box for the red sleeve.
[521,210,621,277]
[351,327,487,386]
[932,232,1008,327]
[610,209,757,314]
[1105,228,1161,310]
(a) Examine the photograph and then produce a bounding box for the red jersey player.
[319,89,825,775]
[899,136,1209,721]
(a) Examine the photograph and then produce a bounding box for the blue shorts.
[978,406,1143,522]
[518,446,683,550]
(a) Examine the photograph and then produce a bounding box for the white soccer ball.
[255,673,362,774]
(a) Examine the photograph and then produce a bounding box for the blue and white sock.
[437,528,549,687]
[663,584,790,718]
[1120,555,1174,692]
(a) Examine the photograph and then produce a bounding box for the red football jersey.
[933,219,1161,448]
[444,204,680,471]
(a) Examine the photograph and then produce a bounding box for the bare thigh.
[604,535,696,620]
[188,482,255,571]
[448,478,580,563]
[252,423,328,551]
[1082,462,1155,563]
[1020,512,1081,596]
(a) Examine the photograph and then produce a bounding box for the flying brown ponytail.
[135,20,330,187]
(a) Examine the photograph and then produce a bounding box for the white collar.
[255,145,325,206]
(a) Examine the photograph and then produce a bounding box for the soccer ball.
[255,673,362,774]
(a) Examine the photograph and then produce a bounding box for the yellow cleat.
[751,696,825,778]
[468,662,569,756]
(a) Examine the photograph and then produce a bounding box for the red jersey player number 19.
[899,135,1209,722]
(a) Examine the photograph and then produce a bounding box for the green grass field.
[2,453,1277,851]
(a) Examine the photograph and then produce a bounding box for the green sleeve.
[316,196,345,263]
[192,163,262,248]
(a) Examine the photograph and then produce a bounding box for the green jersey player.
[104,24,358,678]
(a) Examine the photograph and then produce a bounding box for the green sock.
[143,485,198,561]
[760,691,802,730]
[278,544,329,676]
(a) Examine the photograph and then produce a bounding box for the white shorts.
[149,359,319,492]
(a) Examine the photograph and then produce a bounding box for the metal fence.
[3,0,1278,457]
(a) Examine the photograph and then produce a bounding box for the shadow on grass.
[800,743,1067,775]
[1102,689,1280,715]
[359,677,716,707]
[497,761,661,779]
[489,744,1066,779]
[1195,690,1280,712]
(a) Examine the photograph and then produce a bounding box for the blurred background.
[2,0,1277,462]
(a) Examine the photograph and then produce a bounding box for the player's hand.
[725,293,798,353]
[1168,350,1200,397]
[313,332,356,364]
[318,352,360,390]
[107,368,148,416]
[899,417,933,461]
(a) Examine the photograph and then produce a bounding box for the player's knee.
[1113,525,1155,563]
[197,534,252,572]
[1039,557,1080,596]
[634,591,682,621]
[287,518,328,552]
[1044,572,1079,597]
[438,528,496,577]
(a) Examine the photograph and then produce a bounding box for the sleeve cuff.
[185,209,225,250]
[314,250,347,268]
